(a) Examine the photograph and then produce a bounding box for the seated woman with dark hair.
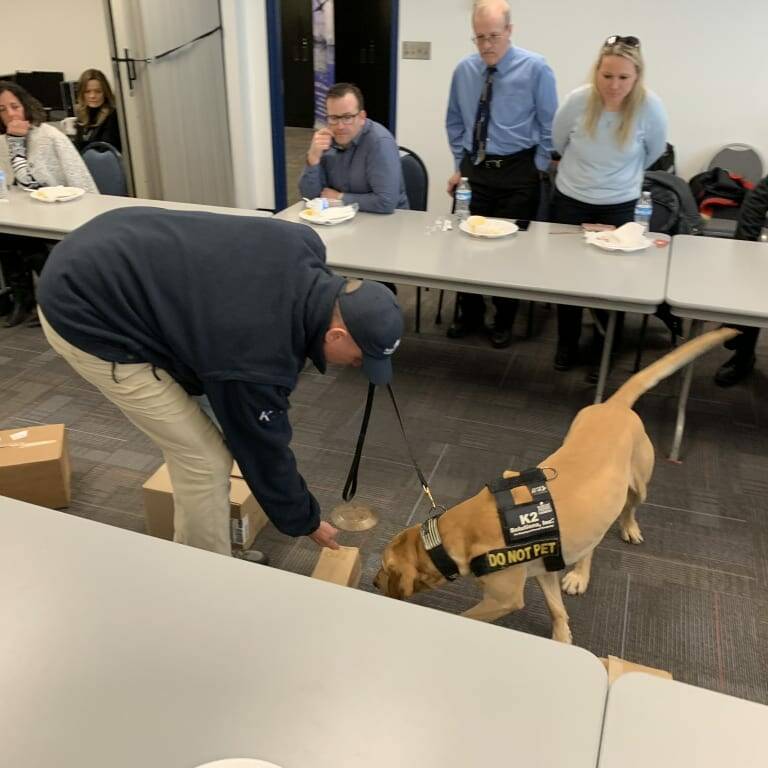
[74,68,121,152]
[0,81,97,326]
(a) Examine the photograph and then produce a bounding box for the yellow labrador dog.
[374,328,737,643]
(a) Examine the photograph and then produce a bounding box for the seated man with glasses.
[445,0,557,348]
[299,82,409,214]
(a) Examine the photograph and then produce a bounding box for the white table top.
[0,496,608,768]
[599,673,768,768]
[667,234,768,326]
[277,204,669,312]
[0,187,271,240]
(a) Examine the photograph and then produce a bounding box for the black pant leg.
[557,305,583,348]
[449,157,489,326]
[735,326,760,358]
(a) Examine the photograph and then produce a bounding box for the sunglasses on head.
[604,35,640,48]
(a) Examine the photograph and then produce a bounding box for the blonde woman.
[74,68,121,151]
[550,35,667,371]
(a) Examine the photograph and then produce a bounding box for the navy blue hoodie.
[38,207,346,536]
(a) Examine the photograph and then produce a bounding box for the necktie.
[472,66,497,165]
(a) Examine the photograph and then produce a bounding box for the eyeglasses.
[604,35,640,48]
[327,112,360,125]
[471,31,508,46]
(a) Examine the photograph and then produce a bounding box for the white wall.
[1,0,111,80]
[398,0,768,213]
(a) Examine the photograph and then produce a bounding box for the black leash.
[342,383,444,516]
[342,383,376,502]
[385,384,445,515]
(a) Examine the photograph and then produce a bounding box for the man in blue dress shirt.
[299,83,409,214]
[445,0,557,348]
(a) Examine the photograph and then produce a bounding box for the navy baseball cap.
[338,281,404,385]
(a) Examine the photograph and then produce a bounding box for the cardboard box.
[311,546,362,588]
[142,463,267,550]
[0,423,71,508]
[600,655,673,684]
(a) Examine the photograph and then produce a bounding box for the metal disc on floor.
[329,501,379,531]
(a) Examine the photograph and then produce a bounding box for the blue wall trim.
[389,0,399,136]
[266,0,287,212]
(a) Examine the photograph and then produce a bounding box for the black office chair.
[82,141,128,196]
[399,146,435,333]
[700,143,764,238]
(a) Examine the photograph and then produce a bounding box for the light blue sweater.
[552,85,667,205]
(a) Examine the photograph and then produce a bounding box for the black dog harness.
[420,468,565,581]
[470,469,565,576]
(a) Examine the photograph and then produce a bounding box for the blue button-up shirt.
[299,119,409,213]
[446,46,558,172]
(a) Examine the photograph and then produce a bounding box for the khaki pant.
[39,310,233,555]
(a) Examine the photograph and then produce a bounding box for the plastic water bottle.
[0,170,8,202]
[454,177,472,226]
[307,197,346,212]
[634,191,653,234]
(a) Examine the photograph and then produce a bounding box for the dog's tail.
[607,327,739,409]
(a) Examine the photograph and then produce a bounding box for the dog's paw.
[620,522,644,544]
[561,570,589,595]
[552,621,573,644]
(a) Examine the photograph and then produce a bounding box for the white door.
[107,0,234,206]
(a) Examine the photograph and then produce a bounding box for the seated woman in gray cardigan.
[0,80,97,326]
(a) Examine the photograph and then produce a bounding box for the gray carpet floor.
[1,289,766,703]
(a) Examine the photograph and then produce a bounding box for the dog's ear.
[380,528,423,598]
[386,567,415,599]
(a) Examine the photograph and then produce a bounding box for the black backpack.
[644,171,703,235]
[647,142,676,174]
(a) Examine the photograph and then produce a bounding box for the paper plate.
[587,236,653,252]
[30,186,85,203]
[195,760,283,768]
[459,218,519,238]
[299,206,356,226]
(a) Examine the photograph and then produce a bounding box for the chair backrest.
[81,141,128,196]
[707,143,764,185]
[398,146,428,211]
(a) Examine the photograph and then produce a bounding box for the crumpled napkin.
[584,221,650,249]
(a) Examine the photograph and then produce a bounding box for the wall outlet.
[402,41,431,60]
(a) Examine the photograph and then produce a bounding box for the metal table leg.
[668,318,702,462]
[415,287,422,333]
[593,310,616,404]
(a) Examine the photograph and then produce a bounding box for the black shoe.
[26,312,41,328]
[554,345,578,371]
[489,325,513,349]
[714,354,755,387]
[446,318,483,339]
[3,301,33,328]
